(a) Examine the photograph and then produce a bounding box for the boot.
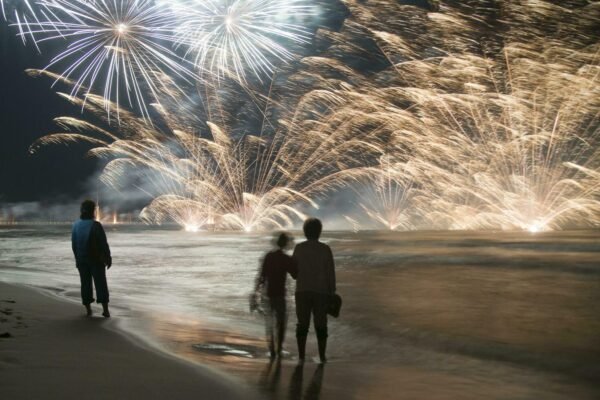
[297,335,307,363]
[317,337,327,363]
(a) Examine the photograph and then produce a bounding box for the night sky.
[0,22,98,204]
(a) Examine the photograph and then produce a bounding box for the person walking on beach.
[254,232,297,358]
[293,218,336,363]
[71,199,112,317]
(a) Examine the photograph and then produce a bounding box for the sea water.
[1,225,599,399]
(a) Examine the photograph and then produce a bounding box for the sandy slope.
[0,281,254,400]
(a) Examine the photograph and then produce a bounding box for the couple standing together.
[71,200,336,363]
[255,218,336,364]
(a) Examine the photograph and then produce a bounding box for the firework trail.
[24,0,600,231]
[1,1,37,24]
[9,0,200,120]
[351,157,420,231]
[31,76,381,231]
[4,0,316,120]
[306,0,600,231]
[1,0,54,49]
[168,0,314,84]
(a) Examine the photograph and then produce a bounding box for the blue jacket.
[71,219,111,266]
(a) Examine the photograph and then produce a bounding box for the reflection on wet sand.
[268,361,325,400]
[260,358,283,394]
[300,365,325,400]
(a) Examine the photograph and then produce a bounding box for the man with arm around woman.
[255,218,336,363]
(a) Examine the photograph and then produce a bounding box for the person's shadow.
[288,364,325,400]
[259,358,283,394]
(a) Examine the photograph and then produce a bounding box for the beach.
[1,226,600,399]
[0,281,251,400]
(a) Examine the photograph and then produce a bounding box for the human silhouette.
[71,199,112,317]
[292,218,336,364]
[254,232,297,358]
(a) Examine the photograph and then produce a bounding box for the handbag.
[327,293,342,318]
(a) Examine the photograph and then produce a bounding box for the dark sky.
[0,22,98,203]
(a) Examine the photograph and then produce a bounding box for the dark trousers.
[266,296,287,354]
[77,263,109,305]
[295,292,328,339]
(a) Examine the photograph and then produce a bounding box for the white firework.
[13,0,196,120]
[2,0,52,49]
[170,0,314,83]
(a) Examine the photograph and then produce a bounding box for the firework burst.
[11,0,196,120]
[352,158,420,230]
[32,79,380,231]
[169,0,314,84]
[5,0,315,120]
[21,0,600,231]
[293,0,600,231]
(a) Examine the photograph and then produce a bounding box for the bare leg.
[295,293,311,363]
[317,337,327,364]
[296,334,307,363]
[101,302,110,318]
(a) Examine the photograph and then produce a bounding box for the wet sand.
[122,231,600,400]
[5,282,594,400]
[130,280,600,400]
[0,281,252,400]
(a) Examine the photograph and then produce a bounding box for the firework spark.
[12,0,196,120]
[307,0,600,231]
[32,80,380,231]
[169,0,314,84]
[1,0,52,49]
[5,0,315,120]
[24,0,600,231]
[350,158,421,230]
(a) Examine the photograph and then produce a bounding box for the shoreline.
[0,281,254,400]
[2,276,599,400]
[0,280,366,400]
[2,226,599,400]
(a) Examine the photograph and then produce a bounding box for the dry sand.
[0,281,254,400]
